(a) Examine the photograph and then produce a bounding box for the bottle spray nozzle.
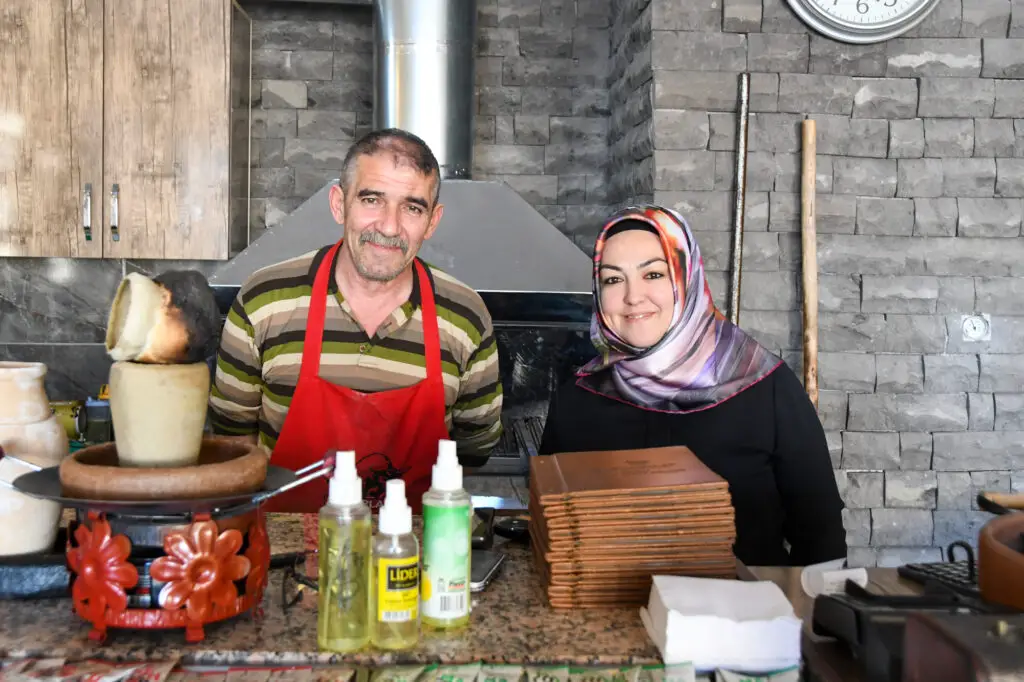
[379,479,412,535]
[333,449,356,475]
[328,450,362,506]
[431,439,463,492]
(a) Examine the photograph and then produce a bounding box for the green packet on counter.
[714,667,800,682]
[371,664,488,682]
[366,663,797,682]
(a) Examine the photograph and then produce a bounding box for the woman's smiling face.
[598,228,676,349]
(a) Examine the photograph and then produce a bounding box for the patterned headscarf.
[576,205,782,413]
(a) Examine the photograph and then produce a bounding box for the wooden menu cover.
[541,495,732,520]
[545,507,735,530]
[546,523,735,541]
[528,497,736,543]
[529,445,727,504]
[546,535,736,552]
[529,446,739,609]
[530,525,736,573]
[530,531,736,610]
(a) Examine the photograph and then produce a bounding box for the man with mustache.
[208,128,503,514]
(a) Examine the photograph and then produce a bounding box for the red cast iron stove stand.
[65,509,270,643]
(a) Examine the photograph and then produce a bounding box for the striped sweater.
[209,245,503,466]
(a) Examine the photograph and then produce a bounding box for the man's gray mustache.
[360,230,408,254]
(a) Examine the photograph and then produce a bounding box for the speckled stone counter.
[0,514,660,667]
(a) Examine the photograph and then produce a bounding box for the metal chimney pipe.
[373,0,478,179]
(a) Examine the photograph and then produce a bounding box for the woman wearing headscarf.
[538,205,846,567]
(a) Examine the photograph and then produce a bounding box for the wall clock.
[784,0,943,43]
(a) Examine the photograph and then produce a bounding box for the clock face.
[786,0,943,43]
[961,314,991,342]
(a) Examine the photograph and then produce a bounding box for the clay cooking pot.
[978,510,1024,611]
[105,271,221,365]
[59,436,268,502]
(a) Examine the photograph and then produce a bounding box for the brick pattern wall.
[475,0,612,253]
[608,0,654,206]
[638,0,1024,566]
[243,3,374,238]
[244,0,613,252]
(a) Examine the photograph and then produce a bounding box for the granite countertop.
[0,514,661,667]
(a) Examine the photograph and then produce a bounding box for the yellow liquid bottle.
[421,440,471,631]
[317,451,371,653]
[370,479,420,650]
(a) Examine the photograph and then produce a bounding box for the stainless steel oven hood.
[208,0,594,310]
[207,178,593,296]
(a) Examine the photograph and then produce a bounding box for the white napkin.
[640,575,802,674]
[799,558,868,597]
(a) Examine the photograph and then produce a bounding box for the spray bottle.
[421,439,472,630]
[370,479,420,650]
[316,450,371,653]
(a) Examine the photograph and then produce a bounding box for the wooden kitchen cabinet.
[0,0,251,260]
[0,0,103,258]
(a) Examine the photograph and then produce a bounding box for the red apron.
[265,239,450,516]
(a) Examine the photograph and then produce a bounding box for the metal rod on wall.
[728,73,751,326]
[801,118,819,409]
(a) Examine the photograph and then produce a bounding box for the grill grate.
[476,415,545,475]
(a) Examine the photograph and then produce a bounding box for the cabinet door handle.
[82,183,92,241]
[110,183,120,242]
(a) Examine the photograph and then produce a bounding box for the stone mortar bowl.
[59,436,268,502]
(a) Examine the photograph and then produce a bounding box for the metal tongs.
[205,451,337,518]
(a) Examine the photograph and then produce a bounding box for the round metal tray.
[13,465,297,519]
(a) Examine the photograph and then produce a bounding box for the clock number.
[784,0,944,43]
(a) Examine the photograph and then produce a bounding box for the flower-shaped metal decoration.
[244,513,270,598]
[66,514,139,626]
[151,519,251,622]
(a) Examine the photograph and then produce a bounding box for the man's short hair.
[339,128,442,205]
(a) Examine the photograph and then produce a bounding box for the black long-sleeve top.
[537,363,847,567]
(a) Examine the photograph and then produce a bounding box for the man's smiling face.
[331,151,443,282]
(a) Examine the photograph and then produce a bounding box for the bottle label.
[376,556,419,623]
[422,503,471,619]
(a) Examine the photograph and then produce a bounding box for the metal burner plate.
[12,465,297,518]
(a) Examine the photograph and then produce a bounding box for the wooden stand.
[801,120,819,408]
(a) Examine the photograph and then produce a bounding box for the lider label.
[377,556,419,622]
[386,565,419,589]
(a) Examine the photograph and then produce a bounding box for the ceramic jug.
[0,361,70,556]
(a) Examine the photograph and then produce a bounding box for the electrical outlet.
[961,314,991,342]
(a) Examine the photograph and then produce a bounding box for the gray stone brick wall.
[244,1,612,254]
[608,0,654,211]
[243,3,371,233]
[475,0,611,252]
[640,0,1024,566]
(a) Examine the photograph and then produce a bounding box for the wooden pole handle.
[801,120,819,409]
[981,492,1024,510]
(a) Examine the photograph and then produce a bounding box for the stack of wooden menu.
[529,446,737,609]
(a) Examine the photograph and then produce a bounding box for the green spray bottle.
[421,439,472,631]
